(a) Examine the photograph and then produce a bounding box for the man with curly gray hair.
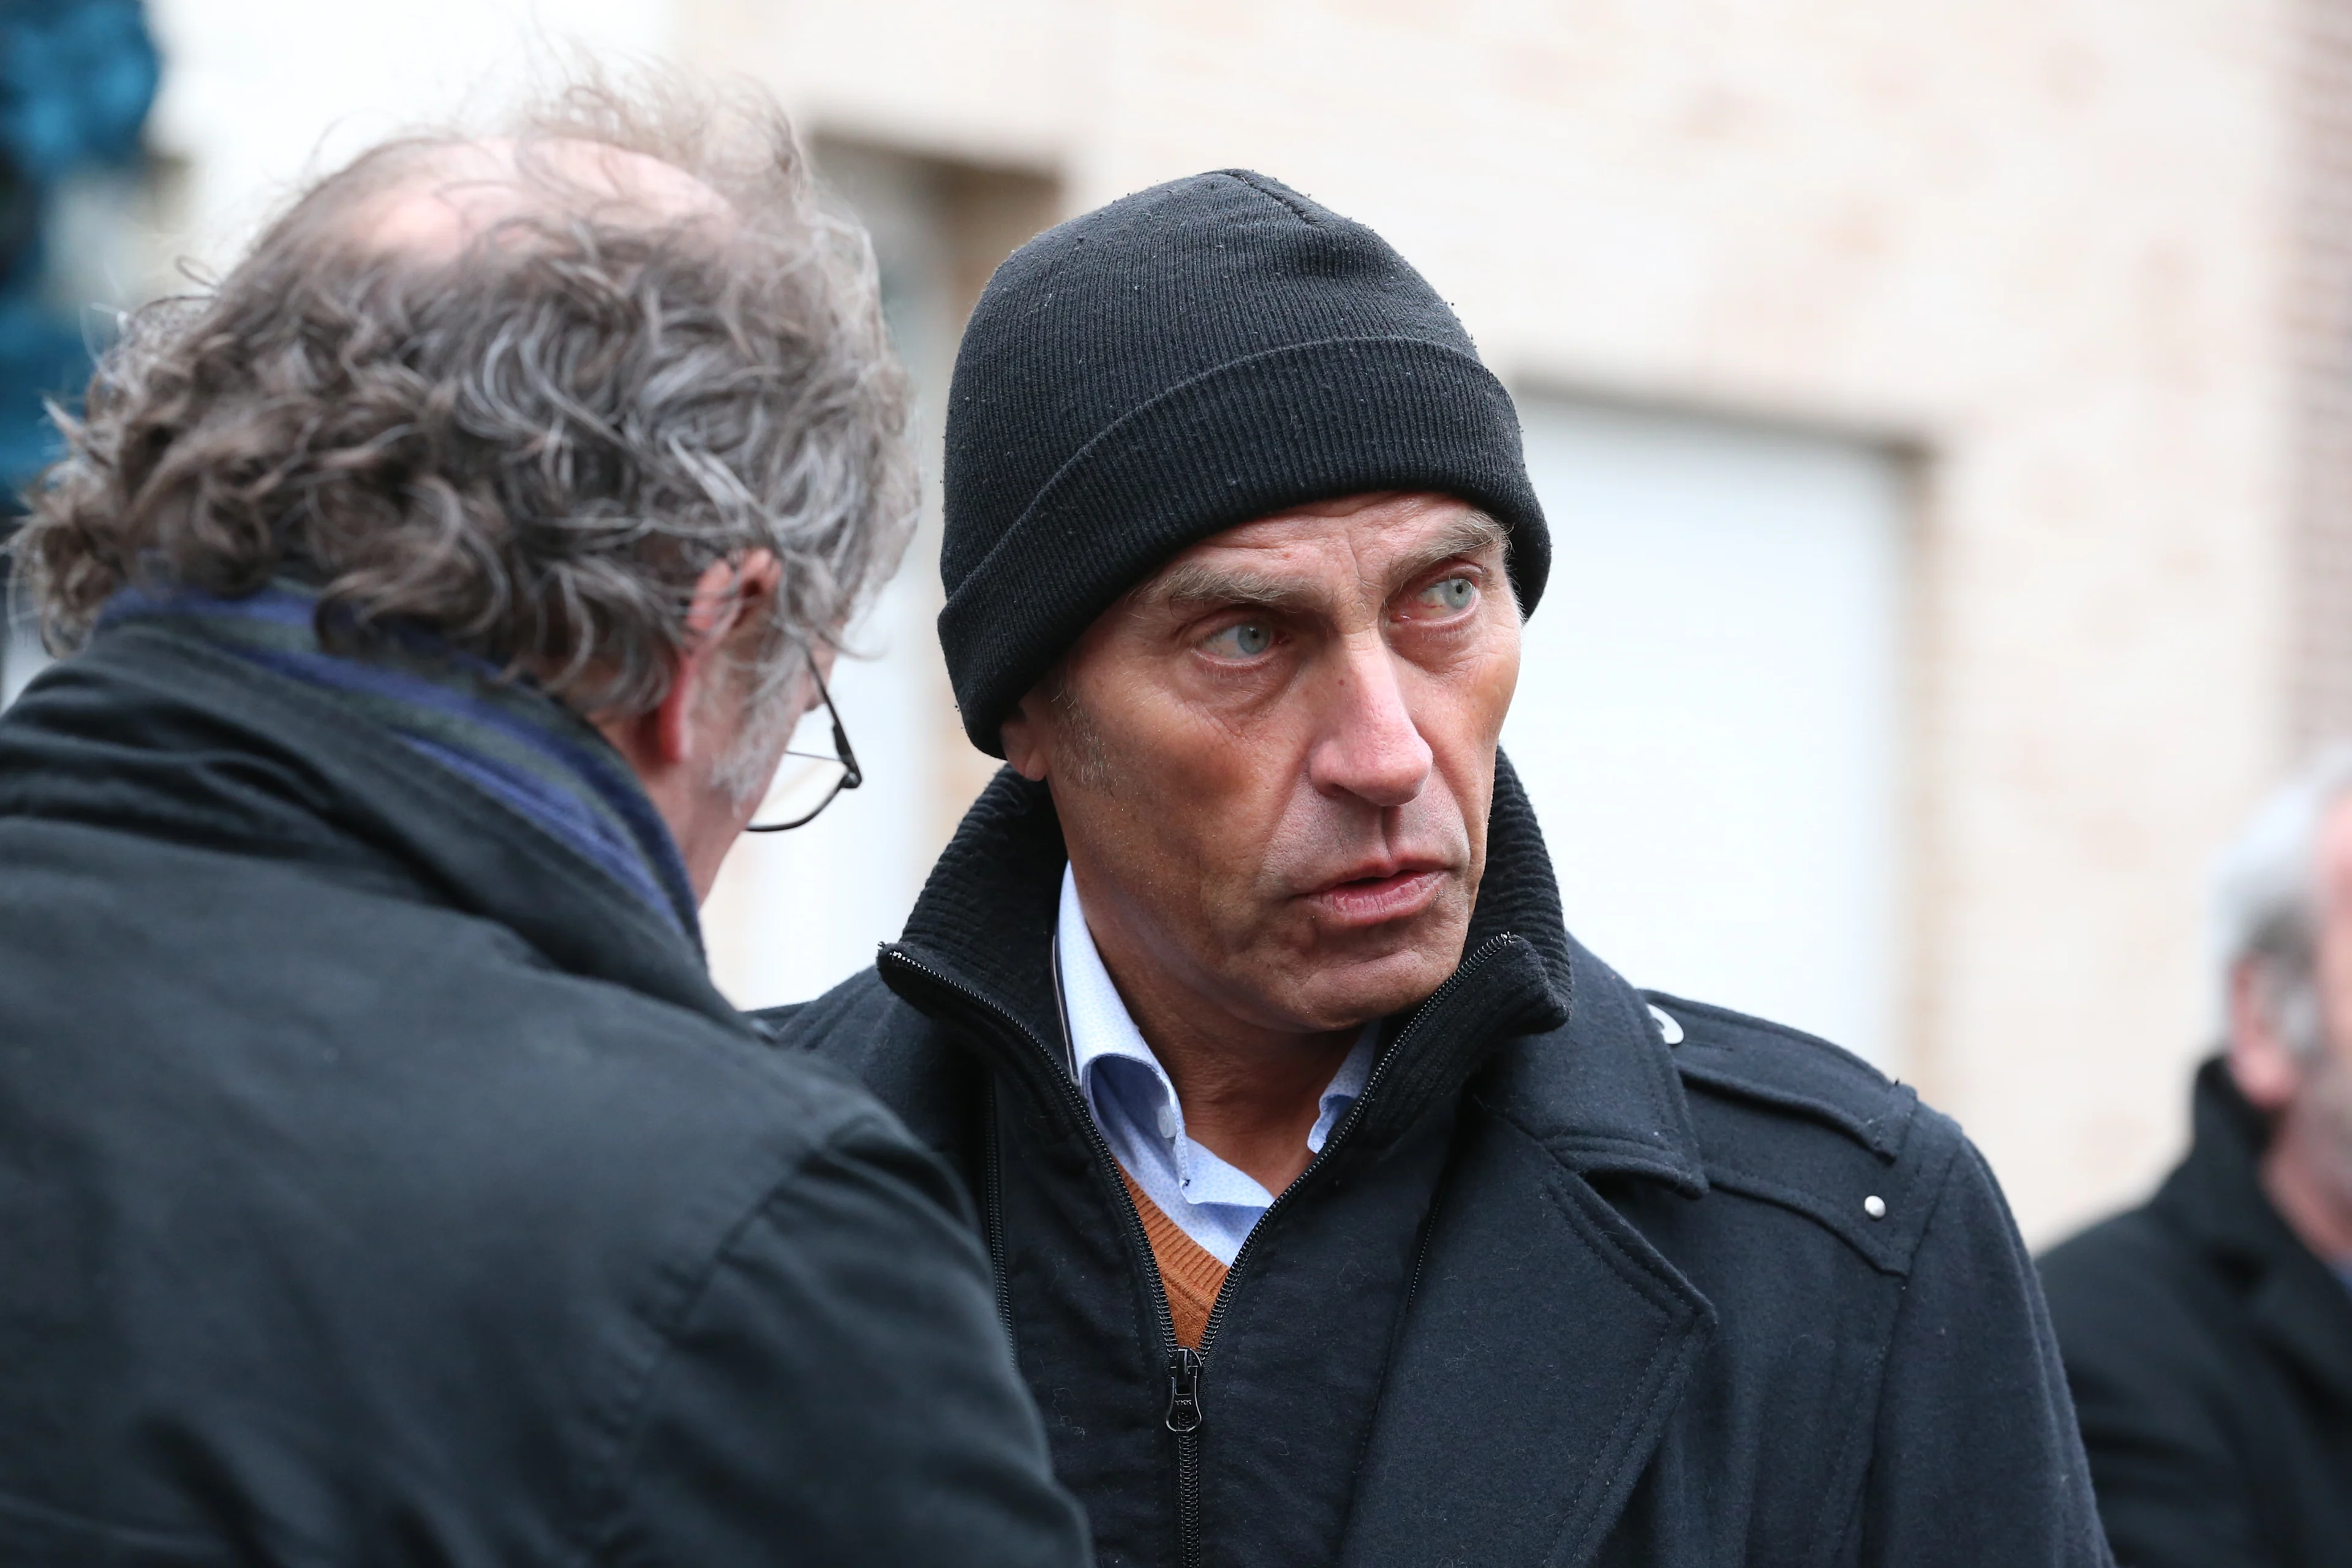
[0,80,1090,1566]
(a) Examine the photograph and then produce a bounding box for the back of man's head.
[16,76,912,786]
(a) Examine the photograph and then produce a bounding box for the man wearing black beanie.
[774,171,2107,1567]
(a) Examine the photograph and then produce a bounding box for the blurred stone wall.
[2290,0,2352,752]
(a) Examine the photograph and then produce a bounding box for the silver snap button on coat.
[1863,1195,1888,1220]
[1646,1004,1684,1046]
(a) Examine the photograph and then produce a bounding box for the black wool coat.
[0,621,1090,1566]
[771,762,2111,1568]
[2040,1060,2352,1568]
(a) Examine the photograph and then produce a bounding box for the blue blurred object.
[0,0,159,496]
[0,304,99,488]
[0,0,159,183]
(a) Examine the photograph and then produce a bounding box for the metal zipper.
[878,949,1200,1554]
[1168,932,1517,1566]
[1172,1346,1205,1568]
[981,1079,1015,1344]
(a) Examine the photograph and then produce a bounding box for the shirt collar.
[1054,865,1376,1187]
[1057,863,1165,1091]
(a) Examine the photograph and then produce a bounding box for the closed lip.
[1297,859,1450,925]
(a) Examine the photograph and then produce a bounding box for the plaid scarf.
[98,583,701,939]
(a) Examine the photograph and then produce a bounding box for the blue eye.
[1422,576,1477,612]
[1205,621,1273,658]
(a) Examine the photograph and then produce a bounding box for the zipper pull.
[1164,1345,1205,1434]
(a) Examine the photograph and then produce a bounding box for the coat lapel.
[1339,944,1715,1568]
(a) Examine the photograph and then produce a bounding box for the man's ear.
[1000,690,1052,782]
[2228,957,2307,1114]
[633,552,784,771]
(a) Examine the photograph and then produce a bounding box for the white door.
[1501,396,1907,1068]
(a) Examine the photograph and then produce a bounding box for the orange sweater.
[1118,1166,1231,1349]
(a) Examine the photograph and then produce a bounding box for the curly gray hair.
[13,75,914,779]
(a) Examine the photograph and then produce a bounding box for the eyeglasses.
[745,652,862,832]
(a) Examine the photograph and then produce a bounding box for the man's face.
[1003,492,1521,1034]
[2288,799,2352,1185]
[2233,793,2352,1254]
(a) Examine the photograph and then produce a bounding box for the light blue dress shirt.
[1055,865,1376,1265]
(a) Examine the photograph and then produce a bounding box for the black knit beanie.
[939,168,1550,756]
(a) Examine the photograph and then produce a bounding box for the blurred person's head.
[940,170,1548,1042]
[2212,745,2352,1257]
[13,77,913,894]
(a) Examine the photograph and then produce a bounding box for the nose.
[1306,633,1433,809]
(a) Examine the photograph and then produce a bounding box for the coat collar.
[96,582,701,937]
[884,750,1705,1188]
[2161,1058,2352,1409]
[891,763,1069,1046]
[0,622,744,1032]
[1469,935,1709,1194]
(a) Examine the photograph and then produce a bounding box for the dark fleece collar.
[95,582,699,937]
[1,619,741,1031]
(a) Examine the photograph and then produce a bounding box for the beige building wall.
[688,0,2304,1244]
[2288,0,2352,746]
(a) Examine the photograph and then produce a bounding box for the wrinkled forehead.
[1127,492,1509,611]
[352,136,731,261]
